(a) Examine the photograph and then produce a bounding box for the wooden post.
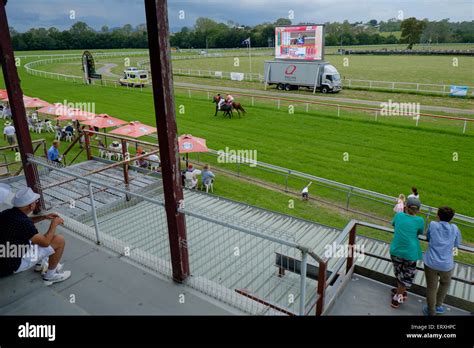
[121,139,130,202]
[346,224,357,273]
[0,0,43,210]
[144,0,189,282]
[316,261,328,316]
[84,130,92,160]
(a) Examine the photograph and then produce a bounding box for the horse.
[213,95,246,118]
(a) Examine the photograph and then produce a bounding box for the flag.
[242,37,251,46]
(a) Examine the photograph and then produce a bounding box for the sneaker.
[42,270,71,286]
[391,288,408,301]
[391,294,404,309]
[35,262,63,274]
[422,304,446,315]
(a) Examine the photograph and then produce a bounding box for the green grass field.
[36,52,474,86]
[31,53,474,112]
[2,49,474,264]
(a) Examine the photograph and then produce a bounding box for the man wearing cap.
[0,187,71,285]
[3,121,16,148]
[389,196,424,309]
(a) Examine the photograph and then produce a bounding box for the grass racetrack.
[1,52,473,262]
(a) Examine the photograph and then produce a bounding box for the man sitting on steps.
[0,187,71,285]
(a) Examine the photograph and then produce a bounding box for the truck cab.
[119,67,149,87]
[264,60,342,94]
[320,64,342,93]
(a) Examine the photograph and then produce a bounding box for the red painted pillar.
[144,0,189,282]
[0,0,43,210]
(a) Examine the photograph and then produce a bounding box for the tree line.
[10,17,473,51]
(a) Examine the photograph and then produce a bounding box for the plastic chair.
[65,131,73,142]
[35,122,43,134]
[201,179,214,193]
[184,178,196,189]
[98,148,107,158]
[55,131,62,141]
[45,122,55,133]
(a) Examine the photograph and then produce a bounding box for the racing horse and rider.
[213,94,246,118]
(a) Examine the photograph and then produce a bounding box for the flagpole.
[248,39,252,77]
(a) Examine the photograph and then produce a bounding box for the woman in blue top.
[423,206,462,316]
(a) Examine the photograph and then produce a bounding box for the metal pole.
[299,250,308,315]
[144,0,189,282]
[88,182,101,244]
[248,39,252,75]
[0,0,43,211]
[121,139,131,201]
[346,188,352,209]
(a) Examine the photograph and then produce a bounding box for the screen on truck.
[275,25,324,61]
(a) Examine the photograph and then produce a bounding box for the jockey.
[217,95,226,110]
[225,94,234,105]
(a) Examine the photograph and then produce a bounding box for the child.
[394,194,405,213]
[301,182,312,201]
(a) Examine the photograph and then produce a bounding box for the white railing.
[343,78,474,95]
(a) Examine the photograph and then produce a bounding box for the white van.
[119,67,149,87]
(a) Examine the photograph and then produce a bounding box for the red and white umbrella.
[1,94,32,103]
[23,98,51,109]
[55,108,96,121]
[178,134,208,154]
[178,134,208,168]
[0,89,8,100]
[37,104,76,117]
[109,121,157,138]
[81,113,128,129]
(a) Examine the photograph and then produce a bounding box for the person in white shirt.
[148,154,160,168]
[218,98,226,110]
[408,187,419,201]
[3,121,16,147]
[185,164,201,189]
[301,182,312,201]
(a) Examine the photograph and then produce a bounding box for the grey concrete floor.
[0,218,239,315]
[326,274,469,316]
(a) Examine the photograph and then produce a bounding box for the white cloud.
[6,0,473,32]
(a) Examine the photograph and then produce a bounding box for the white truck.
[264,60,342,93]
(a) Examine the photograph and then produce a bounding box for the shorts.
[14,242,55,274]
[302,192,309,198]
[391,255,417,288]
[6,135,15,145]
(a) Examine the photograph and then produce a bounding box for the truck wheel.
[321,87,328,94]
[285,84,292,91]
[277,83,284,90]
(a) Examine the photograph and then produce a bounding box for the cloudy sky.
[6,0,474,32]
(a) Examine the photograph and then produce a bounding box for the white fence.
[343,78,474,96]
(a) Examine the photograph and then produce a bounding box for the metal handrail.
[201,149,474,226]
